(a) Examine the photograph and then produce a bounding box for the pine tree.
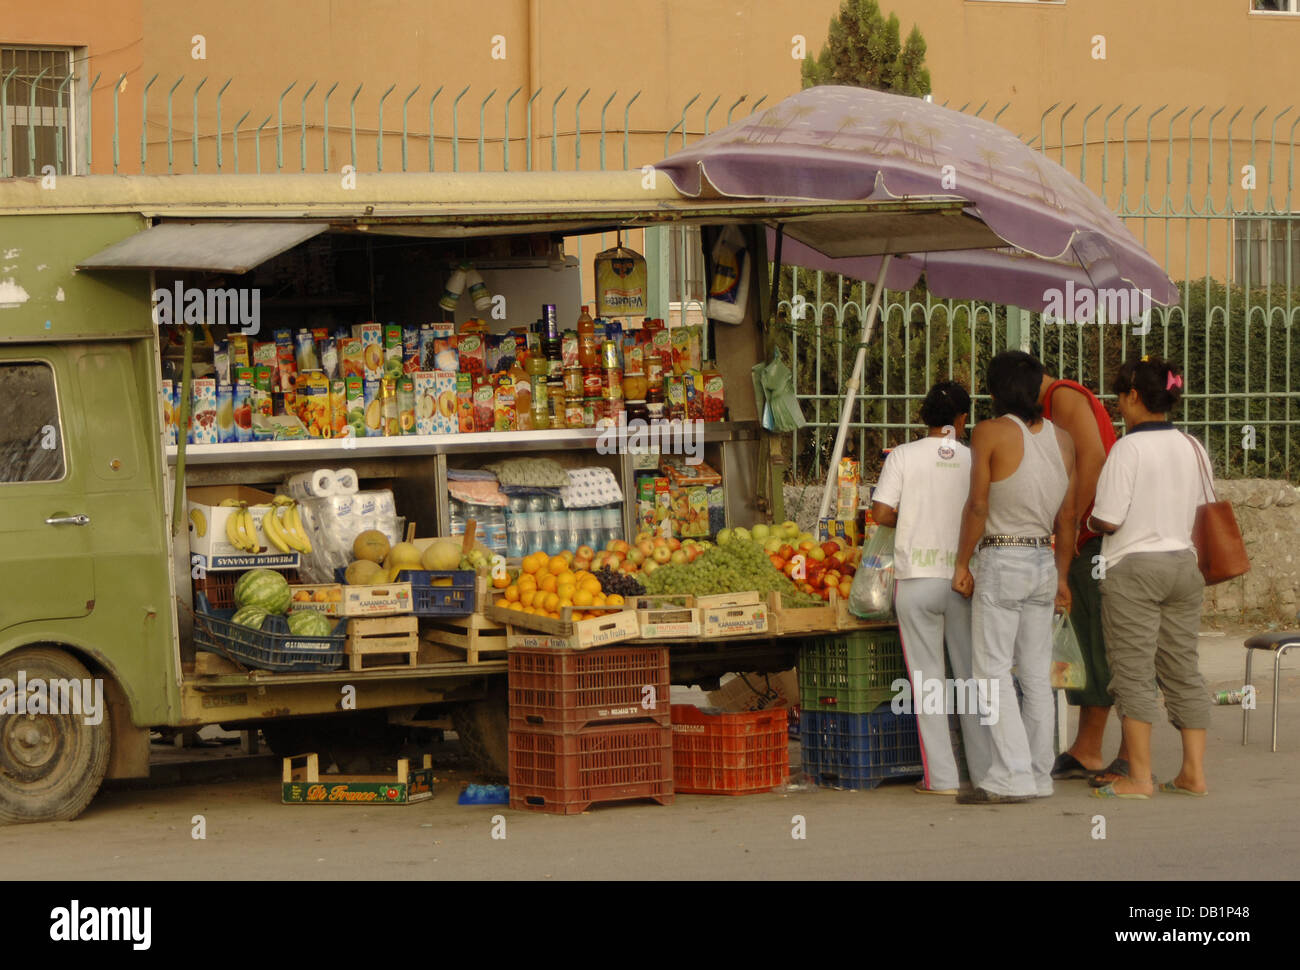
[801,0,931,96]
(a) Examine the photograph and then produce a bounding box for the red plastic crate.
[508,645,670,732]
[509,723,675,815]
[670,705,789,795]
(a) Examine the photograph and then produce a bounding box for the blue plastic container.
[800,708,923,790]
[192,593,346,672]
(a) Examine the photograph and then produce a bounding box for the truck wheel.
[0,647,111,825]
[451,679,508,780]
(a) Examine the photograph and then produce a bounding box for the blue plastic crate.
[192,593,347,672]
[800,708,923,790]
[333,567,477,617]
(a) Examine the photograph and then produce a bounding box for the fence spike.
[349,83,364,170]
[573,88,589,170]
[321,81,339,172]
[1183,106,1205,212]
[549,87,567,171]
[702,94,720,135]
[1267,106,1292,214]
[623,90,641,170]
[29,67,51,177]
[479,88,498,172]
[1,68,18,176]
[1058,103,1076,166]
[56,72,75,174]
[503,85,522,171]
[1079,104,1101,181]
[299,81,316,172]
[1038,102,1060,154]
[678,93,700,150]
[452,84,470,172]
[598,90,617,170]
[113,72,127,173]
[191,76,207,173]
[166,75,186,174]
[255,114,270,172]
[749,94,767,115]
[401,84,421,172]
[376,83,395,171]
[276,81,296,171]
[727,94,746,126]
[232,109,250,173]
[427,85,443,171]
[137,72,158,173]
[214,77,232,172]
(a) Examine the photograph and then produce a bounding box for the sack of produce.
[1051,611,1087,689]
[848,526,896,621]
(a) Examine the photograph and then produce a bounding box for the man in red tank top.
[1038,371,1131,785]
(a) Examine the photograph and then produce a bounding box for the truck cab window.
[0,362,65,482]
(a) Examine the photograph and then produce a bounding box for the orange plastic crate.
[509,723,675,815]
[508,644,670,732]
[670,704,789,795]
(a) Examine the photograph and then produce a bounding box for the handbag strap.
[1182,432,1217,504]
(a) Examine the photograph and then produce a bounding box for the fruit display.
[716,521,862,603]
[499,551,627,622]
[215,495,313,555]
[642,538,823,608]
[233,568,293,615]
[591,565,646,599]
[286,610,335,637]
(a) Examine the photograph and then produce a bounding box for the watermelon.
[231,606,269,630]
[234,568,292,614]
[287,610,334,638]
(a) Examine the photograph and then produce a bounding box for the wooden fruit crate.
[282,753,435,805]
[632,595,701,640]
[696,592,769,638]
[831,588,892,630]
[419,611,509,665]
[345,615,419,670]
[487,601,640,650]
[767,591,837,636]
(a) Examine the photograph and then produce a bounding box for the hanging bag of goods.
[594,246,648,319]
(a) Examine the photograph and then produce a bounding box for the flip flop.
[914,784,958,795]
[1158,781,1208,797]
[1091,782,1151,800]
[1051,752,1093,780]
[1088,758,1158,788]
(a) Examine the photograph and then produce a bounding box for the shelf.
[167,421,760,465]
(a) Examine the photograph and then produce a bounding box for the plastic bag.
[751,355,807,433]
[848,526,896,621]
[1051,611,1087,689]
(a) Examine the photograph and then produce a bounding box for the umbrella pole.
[818,255,892,523]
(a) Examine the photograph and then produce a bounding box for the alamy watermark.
[151,282,261,335]
[891,670,1000,726]
[1041,282,1153,336]
[0,672,104,726]
[596,413,704,465]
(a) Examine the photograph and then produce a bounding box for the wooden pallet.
[345,615,419,670]
[419,611,508,665]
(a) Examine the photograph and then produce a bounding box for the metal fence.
[2,74,1296,482]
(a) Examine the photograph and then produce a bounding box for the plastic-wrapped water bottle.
[564,510,583,554]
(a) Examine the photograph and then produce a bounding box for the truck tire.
[0,647,111,825]
[451,679,509,780]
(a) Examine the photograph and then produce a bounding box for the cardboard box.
[698,591,768,637]
[818,517,861,546]
[290,582,413,617]
[708,668,799,714]
[186,485,301,571]
[633,596,700,639]
[282,753,434,805]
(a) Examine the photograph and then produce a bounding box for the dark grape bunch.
[593,566,646,598]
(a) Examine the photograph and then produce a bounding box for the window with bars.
[1,46,79,177]
[1233,217,1300,287]
[1252,0,1300,12]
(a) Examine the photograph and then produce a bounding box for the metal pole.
[819,255,893,521]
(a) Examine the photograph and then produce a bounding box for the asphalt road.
[4,628,1297,881]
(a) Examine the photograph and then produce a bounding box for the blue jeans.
[970,545,1058,797]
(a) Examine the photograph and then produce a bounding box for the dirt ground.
[4,627,1297,881]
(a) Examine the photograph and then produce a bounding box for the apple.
[576,544,595,560]
[670,549,688,565]
[819,588,832,601]
[641,559,659,575]
[838,579,853,599]
[778,544,795,561]
[798,582,815,595]
[770,555,787,572]
[763,537,783,554]
[752,523,771,542]
[607,553,624,570]
[667,537,681,552]
[781,520,799,539]
[653,536,669,550]
[610,539,630,555]
[626,547,646,566]
[715,528,733,545]
[797,539,817,553]
[574,557,592,573]
[733,527,751,544]
[824,570,841,587]
[621,562,640,575]
[783,560,798,578]
[652,545,672,564]
[821,541,841,558]
[809,548,827,562]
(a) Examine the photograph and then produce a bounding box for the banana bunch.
[223,502,261,553]
[259,496,313,555]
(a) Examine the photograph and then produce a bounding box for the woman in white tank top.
[952,352,1078,805]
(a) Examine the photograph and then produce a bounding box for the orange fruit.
[509,601,526,612]
[492,573,509,590]
[517,573,537,592]
[542,592,560,613]
[504,584,520,603]
[557,582,576,601]
[607,593,624,607]
[593,593,607,607]
[522,554,541,575]
[573,589,594,607]
[540,573,558,593]
[557,569,575,586]
[520,589,537,608]
[558,597,574,611]
[581,577,602,597]
[547,556,567,576]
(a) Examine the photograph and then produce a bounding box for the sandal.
[1087,758,1157,788]
[1158,781,1208,797]
[1091,782,1151,800]
[1051,752,1094,780]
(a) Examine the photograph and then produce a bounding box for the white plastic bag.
[848,526,896,621]
[1051,611,1087,689]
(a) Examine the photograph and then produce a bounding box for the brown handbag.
[1184,434,1250,585]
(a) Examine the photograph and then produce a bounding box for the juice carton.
[213,339,232,387]
[453,373,474,432]
[414,372,436,435]
[297,370,331,438]
[229,334,251,369]
[472,375,494,432]
[685,369,704,421]
[397,376,416,435]
[430,370,458,434]
[233,366,254,443]
[356,322,384,381]
[654,477,672,538]
[427,322,458,371]
[190,378,217,445]
[493,374,517,432]
[253,340,277,386]
[836,457,860,518]
[380,378,399,436]
[623,333,643,375]
[707,485,727,535]
[363,378,384,437]
[402,327,421,375]
[161,379,177,445]
[329,378,347,439]
[652,327,672,376]
[383,324,404,379]
[488,331,521,373]
[253,365,275,418]
[316,336,339,380]
[457,328,486,377]
[701,365,725,422]
[345,375,365,439]
[339,335,364,380]
[274,330,298,394]
[293,329,320,374]
[665,375,686,421]
[418,325,436,371]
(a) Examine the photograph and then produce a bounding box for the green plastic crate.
[798,630,907,714]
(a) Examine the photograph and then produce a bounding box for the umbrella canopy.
[656,85,1178,318]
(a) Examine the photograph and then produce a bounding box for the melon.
[421,537,463,572]
[384,541,424,572]
[352,530,391,564]
[233,568,292,615]
[287,610,334,638]
[344,559,384,586]
[231,605,269,630]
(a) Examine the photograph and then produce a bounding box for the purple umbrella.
[655,85,1178,518]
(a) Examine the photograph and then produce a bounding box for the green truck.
[0,171,954,822]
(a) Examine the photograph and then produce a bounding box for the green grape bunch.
[643,539,823,608]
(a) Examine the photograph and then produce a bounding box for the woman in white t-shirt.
[870,382,991,795]
[1089,357,1211,800]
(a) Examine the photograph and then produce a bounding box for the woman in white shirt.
[870,381,991,795]
[1089,357,1211,799]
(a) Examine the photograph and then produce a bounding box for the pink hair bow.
[1166,373,1182,390]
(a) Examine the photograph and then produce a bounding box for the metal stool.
[1242,631,1300,752]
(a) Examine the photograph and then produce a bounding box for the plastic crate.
[798,629,907,714]
[194,569,301,612]
[192,593,347,672]
[800,708,923,790]
[508,723,674,815]
[509,645,670,732]
[670,705,788,795]
[334,567,477,617]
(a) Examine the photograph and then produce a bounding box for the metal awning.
[77,221,327,273]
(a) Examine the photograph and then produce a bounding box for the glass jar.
[625,399,649,424]
[622,370,647,402]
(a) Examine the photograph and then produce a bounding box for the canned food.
[582,368,604,398]
[564,367,584,398]
[601,339,620,370]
